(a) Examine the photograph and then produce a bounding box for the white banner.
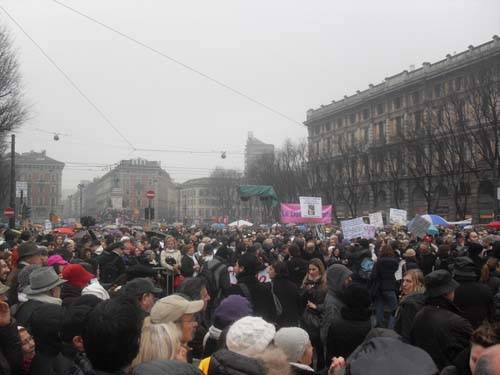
[369,212,384,228]
[408,215,431,238]
[341,217,365,240]
[299,196,322,219]
[390,208,407,225]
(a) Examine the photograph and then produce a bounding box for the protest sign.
[369,212,384,228]
[362,224,377,239]
[280,203,332,224]
[390,208,407,225]
[408,215,432,238]
[299,196,322,219]
[341,217,365,240]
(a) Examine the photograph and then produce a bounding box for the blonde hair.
[403,269,425,295]
[132,317,181,368]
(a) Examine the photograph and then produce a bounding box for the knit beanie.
[274,327,310,363]
[214,295,252,329]
[62,264,94,289]
[226,316,275,357]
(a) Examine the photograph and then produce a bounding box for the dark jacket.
[418,252,436,276]
[0,320,23,375]
[454,282,495,329]
[272,276,301,328]
[6,261,28,305]
[30,303,65,375]
[410,296,473,370]
[61,284,83,306]
[96,251,125,285]
[13,299,44,332]
[373,257,399,291]
[229,274,277,323]
[394,292,425,342]
[208,349,265,375]
[287,257,309,287]
[64,352,95,375]
[133,360,202,375]
[326,315,371,360]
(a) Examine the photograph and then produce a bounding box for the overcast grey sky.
[2,0,499,193]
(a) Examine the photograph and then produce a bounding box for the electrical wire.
[51,0,303,127]
[0,5,137,151]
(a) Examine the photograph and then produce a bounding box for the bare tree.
[0,27,27,206]
[210,167,243,219]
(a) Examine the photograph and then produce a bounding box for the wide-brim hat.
[424,270,459,298]
[23,267,66,295]
[18,241,42,259]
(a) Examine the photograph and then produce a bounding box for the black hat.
[424,270,459,298]
[451,257,478,282]
[18,241,42,259]
[122,277,161,297]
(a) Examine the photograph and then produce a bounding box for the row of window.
[311,77,466,136]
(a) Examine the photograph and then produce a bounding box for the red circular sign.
[146,190,155,199]
[3,207,14,218]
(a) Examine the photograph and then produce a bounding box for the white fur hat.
[226,316,275,357]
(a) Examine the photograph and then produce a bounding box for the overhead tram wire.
[51,0,303,127]
[0,6,136,152]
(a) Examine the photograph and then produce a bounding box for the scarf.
[27,293,62,305]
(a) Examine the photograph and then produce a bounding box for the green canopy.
[239,185,279,207]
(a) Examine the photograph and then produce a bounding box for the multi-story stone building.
[14,150,65,222]
[177,178,222,224]
[304,36,500,222]
[244,132,274,176]
[74,158,177,222]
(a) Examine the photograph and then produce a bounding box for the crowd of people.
[0,223,499,375]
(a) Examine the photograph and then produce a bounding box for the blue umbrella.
[422,214,448,226]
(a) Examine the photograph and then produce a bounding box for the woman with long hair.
[394,269,426,341]
[132,318,185,368]
[372,245,399,328]
[268,261,301,328]
[480,257,500,295]
[299,258,327,370]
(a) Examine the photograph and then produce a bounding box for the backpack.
[200,260,225,300]
[239,282,283,317]
[358,258,374,280]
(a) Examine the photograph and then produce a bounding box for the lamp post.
[9,134,15,229]
[77,183,84,219]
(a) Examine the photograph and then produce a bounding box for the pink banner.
[280,203,332,224]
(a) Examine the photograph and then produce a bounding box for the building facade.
[14,151,65,223]
[244,132,275,176]
[67,158,177,222]
[304,36,500,222]
[177,178,222,224]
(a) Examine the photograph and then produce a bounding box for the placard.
[280,204,332,224]
[341,217,365,240]
[408,215,431,238]
[369,212,384,228]
[389,208,407,225]
[362,224,377,239]
[299,196,322,219]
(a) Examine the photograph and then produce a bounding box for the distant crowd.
[0,223,499,375]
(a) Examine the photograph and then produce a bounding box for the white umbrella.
[228,220,253,227]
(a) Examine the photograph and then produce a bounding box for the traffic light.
[145,207,155,220]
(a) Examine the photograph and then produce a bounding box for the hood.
[210,349,265,375]
[132,360,201,375]
[326,264,353,294]
[348,337,438,375]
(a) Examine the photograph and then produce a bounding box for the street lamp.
[77,183,84,219]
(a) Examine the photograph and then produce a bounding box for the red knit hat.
[62,264,94,289]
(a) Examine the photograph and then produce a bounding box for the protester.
[268,261,301,327]
[7,242,43,304]
[372,245,399,328]
[411,269,473,370]
[394,268,426,341]
[274,327,315,375]
[122,277,162,313]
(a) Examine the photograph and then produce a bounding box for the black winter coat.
[271,276,301,328]
[418,252,436,275]
[13,299,44,332]
[394,293,425,342]
[373,257,399,291]
[326,315,371,360]
[96,251,125,285]
[208,349,265,375]
[229,274,277,323]
[287,257,309,287]
[0,320,23,375]
[410,296,473,370]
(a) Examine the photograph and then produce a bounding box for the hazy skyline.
[2,0,499,194]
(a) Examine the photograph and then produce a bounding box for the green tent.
[239,185,279,207]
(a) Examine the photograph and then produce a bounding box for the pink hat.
[47,255,68,267]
